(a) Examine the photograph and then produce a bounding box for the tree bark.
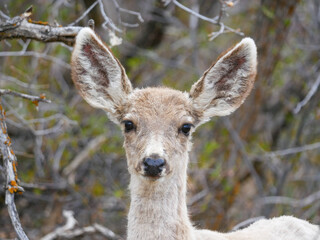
[0,9,82,46]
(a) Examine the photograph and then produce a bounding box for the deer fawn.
[71,28,320,240]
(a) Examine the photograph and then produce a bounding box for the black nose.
[143,157,165,177]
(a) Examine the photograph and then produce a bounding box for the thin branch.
[0,2,145,52]
[0,99,29,240]
[0,89,51,104]
[26,113,72,124]
[20,181,68,191]
[0,11,82,46]
[188,188,208,206]
[208,22,225,41]
[232,216,266,231]
[41,210,78,240]
[217,0,225,24]
[111,0,144,28]
[0,73,48,90]
[41,210,122,240]
[293,74,320,114]
[260,190,320,208]
[2,100,76,138]
[264,141,320,157]
[169,0,244,39]
[62,135,107,184]
[0,10,10,20]
[224,118,264,195]
[68,1,99,26]
[98,0,123,32]
[0,51,71,69]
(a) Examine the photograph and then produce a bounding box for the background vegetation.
[0,0,319,239]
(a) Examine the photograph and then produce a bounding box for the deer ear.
[190,38,257,123]
[71,27,132,123]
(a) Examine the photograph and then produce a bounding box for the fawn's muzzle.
[143,157,166,177]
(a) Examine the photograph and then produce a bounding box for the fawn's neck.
[127,168,195,240]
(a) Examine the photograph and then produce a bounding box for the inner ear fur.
[190,37,257,121]
[71,27,132,122]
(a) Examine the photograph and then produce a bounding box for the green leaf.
[262,6,275,19]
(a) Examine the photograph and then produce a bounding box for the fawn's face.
[71,28,257,181]
[120,88,199,180]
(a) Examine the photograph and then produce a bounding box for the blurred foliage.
[0,0,320,239]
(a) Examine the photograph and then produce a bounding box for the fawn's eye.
[180,123,193,136]
[123,120,135,133]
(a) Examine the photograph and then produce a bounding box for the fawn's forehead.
[123,87,194,122]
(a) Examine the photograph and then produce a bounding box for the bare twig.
[168,0,244,39]
[0,51,71,69]
[224,118,264,195]
[264,141,320,157]
[293,74,320,114]
[111,0,144,28]
[0,99,29,240]
[188,188,209,206]
[97,0,122,32]
[0,73,48,89]
[0,8,82,45]
[41,210,78,240]
[0,10,10,20]
[217,0,225,24]
[208,22,225,41]
[232,216,266,231]
[20,181,67,191]
[41,210,122,240]
[260,190,320,208]
[34,134,45,177]
[62,135,107,184]
[53,140,68,178]
[1,1,143,45]
[68,1,99,26]
[3,100,77,137]
[0,89,51,104]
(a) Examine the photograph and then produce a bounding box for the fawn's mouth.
[142,174,162,181]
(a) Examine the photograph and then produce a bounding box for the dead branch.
[259,190,320,208]
[68,1,99,27]
[232,216,266,231]
[0,73,48,89]
[0,89,51,104]
[41,210,122,240]
[0,6,82,46]
[62,135,107,184]
[293,74,320,114]
[224,117,264,195]
[164,0,244,40]
[264,141,320,157]
[0,51,71,69]
[20,181,67,191]
[0,99,29,240]
[110,0,144,28]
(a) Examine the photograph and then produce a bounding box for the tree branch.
[0,7,82,46]
[0,99,29,240]
[293,74,320,114]
[164,0,244,40]
[232,216,266,231]
[224,117,264,195]
[264,141,320,157]
[62,135,107,184]
[260,190,320,208]
[0,89,51,104]
[41,210,122,240]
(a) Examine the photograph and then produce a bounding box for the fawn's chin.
[142,174,162,181]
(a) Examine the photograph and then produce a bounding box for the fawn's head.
[71,28,257,182]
